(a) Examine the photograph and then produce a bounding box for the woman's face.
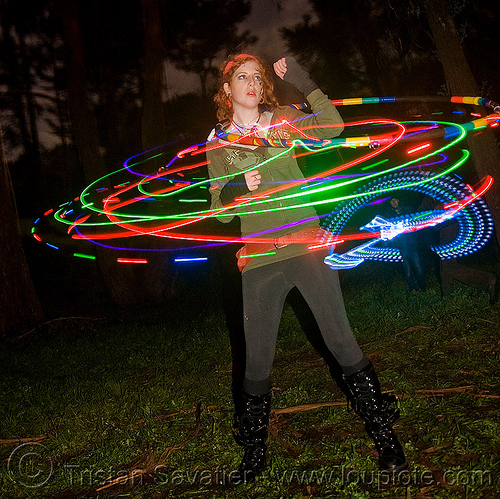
[224,60,263,114]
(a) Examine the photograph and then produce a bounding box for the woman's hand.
[244,170,261,191]
[273,58,287,80]
[274,56,318,96]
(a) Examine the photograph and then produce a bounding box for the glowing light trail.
[31,95,499,266]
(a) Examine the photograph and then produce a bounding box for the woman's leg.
[282,252,407,472]
[282,252,365,370]
[232,262,293,484]
[242,263,293,393]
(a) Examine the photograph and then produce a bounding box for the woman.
[206,53,407,483]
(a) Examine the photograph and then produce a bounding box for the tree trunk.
[0,126,44,339]
[55,0,152,307]
[55,0,108,185]
[141,0,168,152]
[425,0,500,245]
[138,0,177,303]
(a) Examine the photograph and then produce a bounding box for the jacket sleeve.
[206,145,258,223]
[277,89,344,140]
[206,147,234,223]
[219,173,250,205]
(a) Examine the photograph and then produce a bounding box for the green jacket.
[207,89,344,272]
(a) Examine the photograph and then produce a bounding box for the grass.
[1,254,500,498]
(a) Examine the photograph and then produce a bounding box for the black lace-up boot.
[342,363,407,473]
[231,390,272,484]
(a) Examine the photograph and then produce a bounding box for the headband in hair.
[223,54,256,74]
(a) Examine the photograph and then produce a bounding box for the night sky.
[165,0,314,97]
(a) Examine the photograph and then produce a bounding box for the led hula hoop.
[321,171,494,270]
[31,95,499,265]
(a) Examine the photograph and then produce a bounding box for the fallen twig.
[134,404,217,427]
[268,425,301,458]
[272,401,347,415]
[421,441,453,454]
[96,403,203,492]
[471,392,500,399]
[395,326,432,337]
[0,436,47,446]
[415,385,473,395]
[14,317,106,341]
[366,342,406,358]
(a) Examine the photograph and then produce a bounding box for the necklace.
[231,112,261,134]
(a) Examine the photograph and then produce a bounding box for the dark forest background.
[2,0,500,337]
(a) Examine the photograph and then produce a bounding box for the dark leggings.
[400,248,426,291]
[242,252,366,395]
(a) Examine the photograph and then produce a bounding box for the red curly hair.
[214,54,279,122]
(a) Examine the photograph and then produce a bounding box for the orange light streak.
[68,214,92,234]
[308,238,345,250]
[406,143,431,155]
[117,258,148,264]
